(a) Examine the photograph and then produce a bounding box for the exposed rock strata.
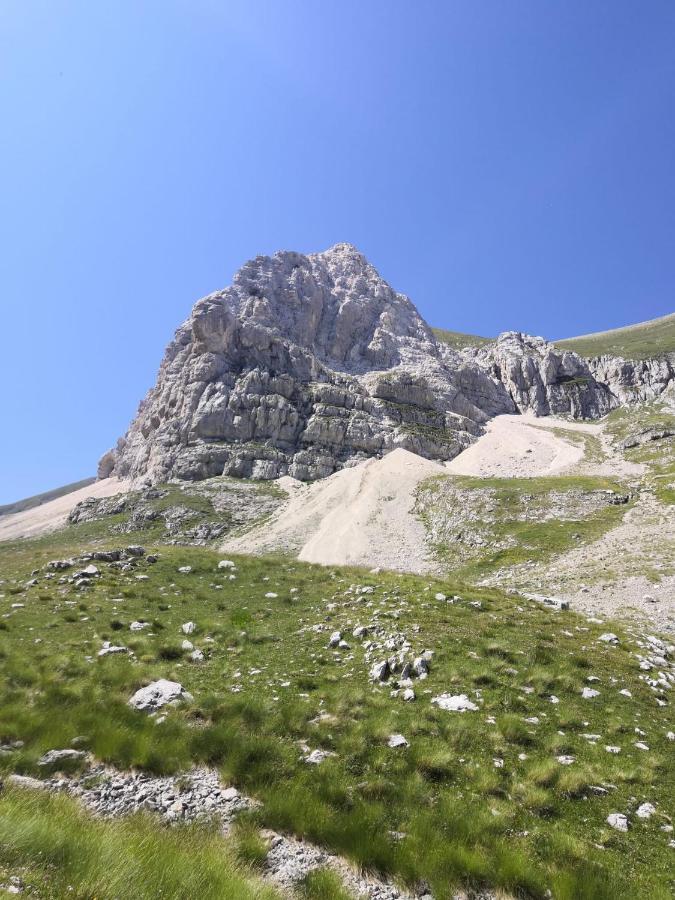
[101,244,674,485]
[103,244,513,483]
[587,354,675,405]
[468,332,617,418]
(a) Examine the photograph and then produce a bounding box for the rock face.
[469,332,617,418]
[586,354,675,405]
[103,244,514,484]
[101,243,674,485]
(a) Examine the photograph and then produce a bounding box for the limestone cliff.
[101,244,674,485]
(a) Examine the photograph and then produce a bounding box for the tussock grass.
[298,867,354,900]
[231,820,270,869]
[0,536,673,898]
[0,787,279,899]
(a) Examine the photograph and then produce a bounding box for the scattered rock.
[97,642,127,657]
[582,687,600,699]
[607,813,629,832]
[6,774,48,791]
[598,633,619,645]
[636,802,656,819]
[431,693,478,712]
[128,679,193,713]
[305,749,335,765]
[369,660,390,682]
[37,749,86,768]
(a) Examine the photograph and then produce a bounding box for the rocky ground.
[5,766,427,900]
[486,494,675,633]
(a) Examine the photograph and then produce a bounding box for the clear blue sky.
[1,1,674,502]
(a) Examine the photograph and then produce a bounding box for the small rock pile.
[43,766,250,823]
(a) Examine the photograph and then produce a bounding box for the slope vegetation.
[431,327,492,350]
[556,312,675,360]
[0,534,673,898]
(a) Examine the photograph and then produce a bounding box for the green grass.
[298,868,354,900]
[432,313,675,358]
[416,473,633,580]
[231,820,271,870]
[431,328,493,350]
[556,312,675,360]
[0,529,673,898]
[0,787,279,899]
[603,403,675,505]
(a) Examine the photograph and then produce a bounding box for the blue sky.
[1,1,674,502]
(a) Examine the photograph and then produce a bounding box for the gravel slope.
[223,448,446,573]
[0,478,131,541]
[444,413,588,477]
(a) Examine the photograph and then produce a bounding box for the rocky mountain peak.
[215,242,438,373]
[99,245,674,486]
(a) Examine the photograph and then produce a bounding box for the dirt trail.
[0,478,131,541]
[223,448,446,573]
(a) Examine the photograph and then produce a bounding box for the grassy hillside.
[0,477,96,518]
[556,313,675,360]
[0,520,673,898]
[432,312,675,359]
[431,327,492,350]
[0,788,280,900]
[0,404,673,899]
[416,473,633,581]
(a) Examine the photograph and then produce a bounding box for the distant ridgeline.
[0,478,96,518]
[434,312,675,361]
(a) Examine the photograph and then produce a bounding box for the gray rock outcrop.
[468,332,617,418]
[128,679,192,712]
[102,244,514,484]
[100,244,674,486]
[586,354,675,405]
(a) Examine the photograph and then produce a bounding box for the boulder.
[128,679,193,713]
[37,749,86,768]
[431,693,478,712]
[607,813,629,832]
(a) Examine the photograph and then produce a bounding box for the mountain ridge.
[100,244,674,487]
[433,311,675,359]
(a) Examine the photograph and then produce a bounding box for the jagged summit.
[100,245,674,486]
[219,241,438,373]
